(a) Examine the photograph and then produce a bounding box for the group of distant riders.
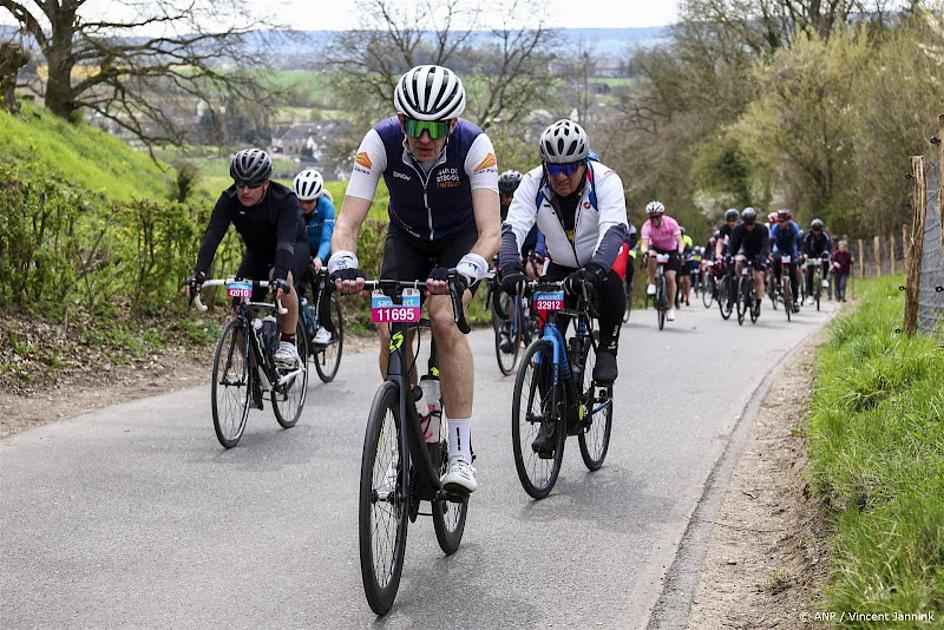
[184,63,846,494]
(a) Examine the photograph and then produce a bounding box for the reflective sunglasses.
[544,162,582,177]
[403,118,451,140]
[235,180,264,190]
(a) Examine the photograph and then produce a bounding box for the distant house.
[277,120,352,159]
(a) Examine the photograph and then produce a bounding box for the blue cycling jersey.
[303,195,335,261]
[769,220,800,257]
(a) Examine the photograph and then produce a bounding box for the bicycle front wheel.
[577,339,613,470]
[702,275,715,308]
[314,294,344,383]
[736,276,749,326]
[211,318,251,448]
[359,381,409,616]
[272,321,309,428]
[783,277,793,322]
[493,293,521,376]
[431,437,468,554]
[512,340,565,499]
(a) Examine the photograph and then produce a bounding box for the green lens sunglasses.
[403,118,451,140]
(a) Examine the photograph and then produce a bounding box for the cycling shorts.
[237,242,310,301]
[380,222,481,294]
[650,248,681,274]
[735,249,768,271]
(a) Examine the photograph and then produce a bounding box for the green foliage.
[0,102,171,201]
[808,275,944,617]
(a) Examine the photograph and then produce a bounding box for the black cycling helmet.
[741,207,758,224]
[777,208,792,220]
[230,148,272,186]
[498,170,522,194]
[811,218,824,230]
[724,208,739,222]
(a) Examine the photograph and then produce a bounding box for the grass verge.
[807,275,943,619]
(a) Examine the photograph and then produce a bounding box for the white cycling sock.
[447,418,471,463]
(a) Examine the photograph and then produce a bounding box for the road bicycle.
[702,261,717,309]
[805,256,826,311]
[775,255,796,322]
[194,278,308,448]
[718,259,735,321]
[340,274,470,616]
[511,280,614,499]
[736,259,760,326]
[651,253,671,330]
[303,269,344,382]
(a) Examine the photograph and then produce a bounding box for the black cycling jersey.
[803,230,832,257]
[196,181,306,281]
[728,221,770,258]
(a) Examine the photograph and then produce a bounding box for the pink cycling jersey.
[641,216,681,251]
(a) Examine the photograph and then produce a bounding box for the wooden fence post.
[939,114,944,257]
[857,238,865,279]
[902,223,909,267]
[890,232,896,274]
[873,235,881,277]
[903,155,927,336]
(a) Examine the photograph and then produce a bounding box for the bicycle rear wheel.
[211,318,251,448]
[272,321,309,428]
[314,294,344,383]
[493,293,522,376]
[431,435,468,554]
[577,339,613,470]
[359,381,408,616]
[511,340,565,499]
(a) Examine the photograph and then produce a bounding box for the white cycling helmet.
[539,119,589,163]
[293,169,324,201]
[394,65,465,121]
[645,201,665,216]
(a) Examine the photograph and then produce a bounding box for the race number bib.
[371,289,421,323]
[533,290,565,312]
[226,280,253,299]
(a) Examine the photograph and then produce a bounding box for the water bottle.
[299,297,316,338]
[419,375,441,443]
[261,315,278,356]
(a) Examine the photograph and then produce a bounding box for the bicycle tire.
[622,282,633,323]
[736,276,749,326]
[577,338,613,470]
[358,381,408,616]
[718,277,733,320]
[656,273,667,331]
[702,275,715,309]
[511,340,566,499]
[431,436,468,554]
[211,318,251,448]
[783,276,793,322]
[815,273,822,311]
[272,321,309,428]
[314,294,344,383]
[494,293,522,376]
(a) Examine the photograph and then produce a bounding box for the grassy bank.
[807,275,943,620]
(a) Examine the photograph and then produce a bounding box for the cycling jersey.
[196,181,306,281]
[499,161,628,271]
[728,221,770,259]
[641,216,682,252]
[303,195,336,261]
[769,220,801,257]
[803,230,832,257]
[345,117,498,241]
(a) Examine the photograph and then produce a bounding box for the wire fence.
[917,158,943,339]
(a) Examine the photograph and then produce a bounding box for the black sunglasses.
[235,180,264,190]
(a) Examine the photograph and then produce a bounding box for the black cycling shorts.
[238,242,310,301]
[380,222,480,293]
[736,248,769,271]
[650,248,681,274]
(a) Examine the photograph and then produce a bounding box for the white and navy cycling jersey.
[345,117,498,241]
[499,162,628,271]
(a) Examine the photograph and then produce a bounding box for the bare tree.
[0,0,275,146]
[328,0,555,130]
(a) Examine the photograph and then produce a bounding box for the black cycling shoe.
[753,299,762,318]
[499,333,515,354]
[531,422,558,459]
[592,350,618,384]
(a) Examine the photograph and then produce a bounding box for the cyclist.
[498,119,628,455]
[497,169,546,352]
[640,201,684,322]
[293,168,336,344]
[802,218,832,298]
[728,207,770,318]
[328,65,500,494]
[769,208,801,313]
[677,226,695,306]
[625,219,639,305]
[714,208,740,309]
[187,148,308,368]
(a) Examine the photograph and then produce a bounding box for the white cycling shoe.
[646,283,656,296]
[442,458,477,494]
[274,340,300,368]
[312,326,332,345]
[667,308,677,321]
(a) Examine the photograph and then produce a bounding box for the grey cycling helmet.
[230,148,272,186]
[394,65,465,121]
[724,208,739,222]
[293,169,324,201]
[811,218,824,230]
[498,170,522,194]
[539,119,589,163]
[741,207,758,223]
[645,201,665,216]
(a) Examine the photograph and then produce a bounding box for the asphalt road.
[1,299,836,629]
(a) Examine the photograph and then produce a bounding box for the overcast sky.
[1,0,679,31]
